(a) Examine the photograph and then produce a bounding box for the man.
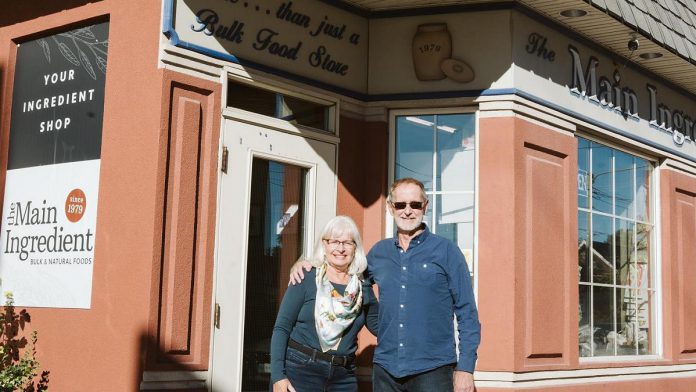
[291,178,480,392]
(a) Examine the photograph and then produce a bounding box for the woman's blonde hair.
[309,215,367,276]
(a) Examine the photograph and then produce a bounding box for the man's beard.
[395,216,423,233]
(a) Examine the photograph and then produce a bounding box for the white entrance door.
[210,115,337,391]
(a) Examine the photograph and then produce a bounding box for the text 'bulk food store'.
[0,0,695,391]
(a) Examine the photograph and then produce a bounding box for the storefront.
[0,0,695,391]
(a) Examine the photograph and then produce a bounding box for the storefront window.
[577,137,655,357]
[227,79,334,132]
[394,113,476,273]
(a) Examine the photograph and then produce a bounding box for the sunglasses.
[390,201,426,210]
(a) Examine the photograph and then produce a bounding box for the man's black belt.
[288,339,355,367]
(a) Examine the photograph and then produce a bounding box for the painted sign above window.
[168,0,368,93]
[513,12,696,160]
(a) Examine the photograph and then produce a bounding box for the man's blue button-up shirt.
[367,225,480,377]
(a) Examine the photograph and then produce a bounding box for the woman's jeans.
[276,347,358,392]
[372,363,454,392]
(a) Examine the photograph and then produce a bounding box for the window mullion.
[612,150,618,357]
[588,141,595,357]
[431,116,438,232]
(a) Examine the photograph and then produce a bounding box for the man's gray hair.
[387,177,428,203]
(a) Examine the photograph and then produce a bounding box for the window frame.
[223,70,340,140]
[387,107,480,291]
[576,132,663,362]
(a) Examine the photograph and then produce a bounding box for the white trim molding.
[475,364,696,388]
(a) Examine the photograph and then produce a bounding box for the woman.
[270,215,378,392]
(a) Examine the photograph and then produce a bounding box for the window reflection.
[615,218,634,287]
[578,211,590,283]
[591,143,613,214]
[614,152,634,219]
[395,113,476,273]
[593,286,615,356]
[242,159,306,390]
[396,116,435,190]
[592,214,613,285]
[577,138,654,357]
[578,138,590,209]
[227,79,333,133]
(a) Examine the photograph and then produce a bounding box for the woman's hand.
[273,378,296,392]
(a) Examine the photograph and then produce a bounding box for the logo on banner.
[4,190,93,264]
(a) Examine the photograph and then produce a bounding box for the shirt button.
[423,264,427,268]
[402,266,406,270]
[400,324,403,328]
[400,304,404,308]
[399,343,403,347]
[401,285,405,289]
[400,250,404,253]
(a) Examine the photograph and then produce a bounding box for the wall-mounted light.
[560,9,588,17]
[639,52,663,59]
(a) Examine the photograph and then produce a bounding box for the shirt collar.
[392,223,430,248]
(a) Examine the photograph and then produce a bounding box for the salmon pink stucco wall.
[0,1,216,391]
[477,116,578,373]
[335,116,388,380]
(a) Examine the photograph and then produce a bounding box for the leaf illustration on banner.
[74,27,96,41]
[52,37,80,66]
[75,41,96,80]
[38,39,51,63]
[94,54,107,74]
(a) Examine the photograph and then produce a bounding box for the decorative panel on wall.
[515,120,577,369]
[148,74,220,371]
[673,184,696,359]
[523,143,567,361]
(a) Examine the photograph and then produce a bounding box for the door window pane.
[280,95,328,130]
[242,158,306,391]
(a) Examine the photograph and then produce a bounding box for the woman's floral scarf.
[314,263,363,352]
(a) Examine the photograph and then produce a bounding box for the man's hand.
[454,370,474,392]
[272,378,296,392]
[288,260,313,285]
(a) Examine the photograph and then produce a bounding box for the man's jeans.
[372,363,454,392]
[275,347,358,392]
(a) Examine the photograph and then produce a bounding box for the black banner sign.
[8,22,109,170]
